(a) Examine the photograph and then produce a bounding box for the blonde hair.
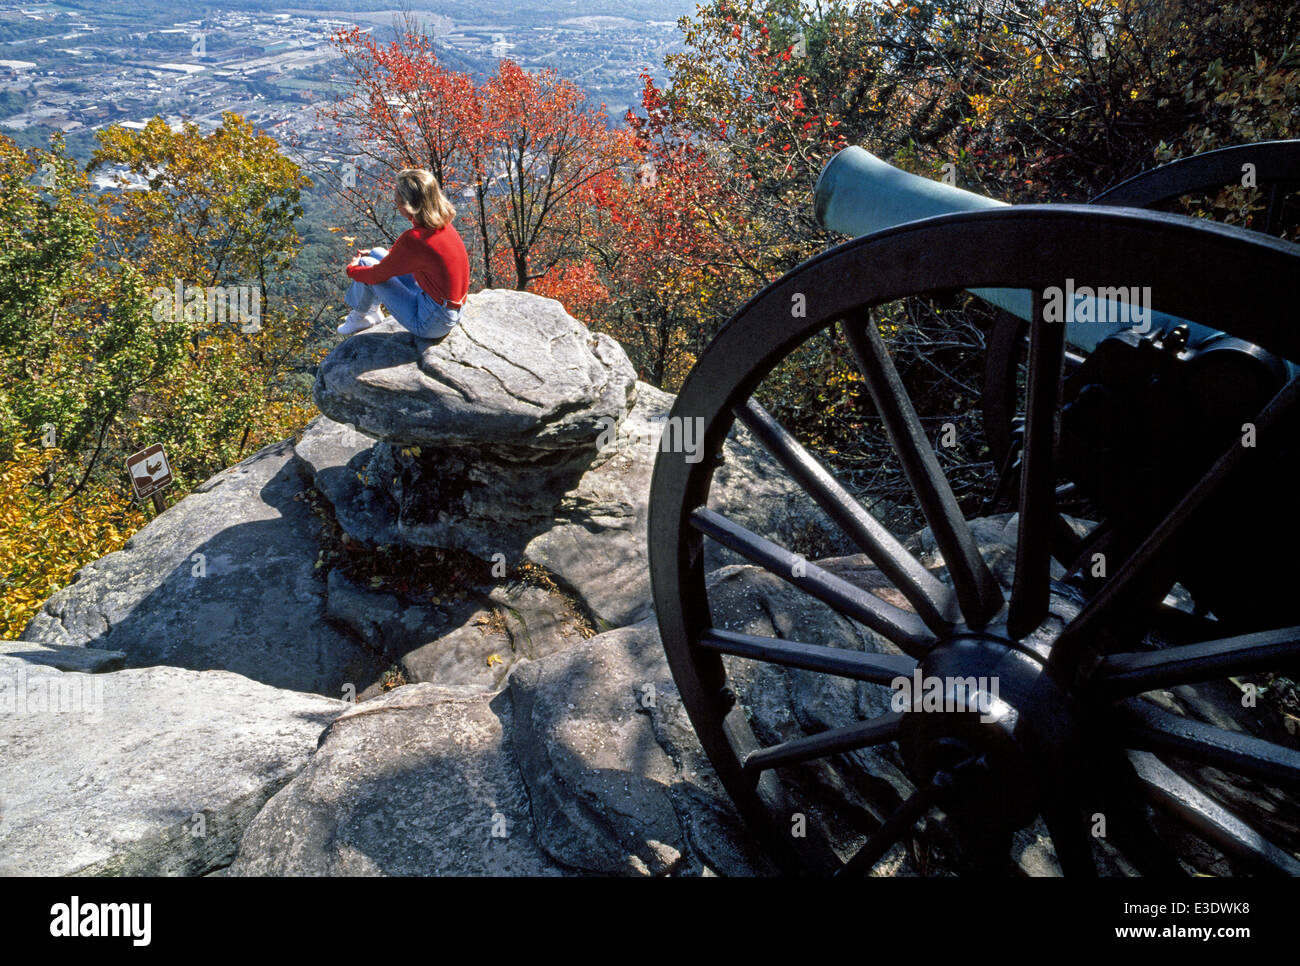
[394,168,456,230]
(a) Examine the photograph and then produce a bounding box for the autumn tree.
[480,61,632,291]
[656,0,1300,500]
[581,74,760,387]
[318,24,474,250]
[87,113,316,487]
[918,0,1300,221]
[0,135,169,635]
[663,0,906,270]
[92,113,308,298]
[0,134,188,495]
[0,117,321,635]
[322,24,632,297]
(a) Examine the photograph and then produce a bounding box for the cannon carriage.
[647,140,1300,875]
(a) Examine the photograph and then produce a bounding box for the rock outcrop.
[18,291,841,691]
[226,683,566,876]
[310,291,637,557]
[314,289,636,457]
[228,554,1069,876]
[304,291,845,626]
[7,289,855,876]
[0,658,345,876]
[323,568,591,693]
[18,439,387,696]
[0,640,125,673]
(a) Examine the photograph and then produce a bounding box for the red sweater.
[346,222,470,307]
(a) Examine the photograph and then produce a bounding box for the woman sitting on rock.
[339,168,471,338]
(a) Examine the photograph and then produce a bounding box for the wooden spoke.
[842,310,1005,628]
[1130,751,1300,875]
[735,398,958,632]
[1116,700,1300,788]
[1007,291,1065,638]
[690,507,934,655]
[1093,626,1300,697]
[699,628,916,683]
[742,712,904,779]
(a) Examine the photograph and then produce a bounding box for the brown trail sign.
[126,443,173,513]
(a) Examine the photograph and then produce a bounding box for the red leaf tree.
[321,25,632,297]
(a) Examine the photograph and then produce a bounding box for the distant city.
[0,1,696,182]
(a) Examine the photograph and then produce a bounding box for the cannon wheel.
[648,205,1300,875]
[982,140,1300,470]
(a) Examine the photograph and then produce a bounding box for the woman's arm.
[345,232,416,285]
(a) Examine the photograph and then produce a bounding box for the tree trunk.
[653,307,670,389]
[476,184,494,290]
[514,249,528,291]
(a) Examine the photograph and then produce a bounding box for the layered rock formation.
[310,290,639,556]
[303,288,845,629]
[18,439,386,695]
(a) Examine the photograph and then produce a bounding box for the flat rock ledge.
[19,438,388,696]
[314,289,636,452]
[312,289,637,531]
[0,659,346,876]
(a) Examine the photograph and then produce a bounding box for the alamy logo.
[151,278,262,333]
[0,666,102,719]
[596,415,706,464]
[890,670,1004,723]
[1042,278,1152,334]
[50,896,151,946]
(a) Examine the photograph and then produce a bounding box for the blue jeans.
[345,247,463,339]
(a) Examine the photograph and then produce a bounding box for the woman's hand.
[347,249,365,270]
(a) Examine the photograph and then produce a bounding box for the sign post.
[126,444,173,514]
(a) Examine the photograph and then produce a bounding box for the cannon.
[647,140,1300,875]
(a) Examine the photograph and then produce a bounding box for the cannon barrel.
[812,146,1200,352]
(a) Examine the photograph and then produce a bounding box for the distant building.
[213,46,263,63]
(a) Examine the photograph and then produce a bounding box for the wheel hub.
[897,616,1093,838]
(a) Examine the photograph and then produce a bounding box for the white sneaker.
[363,304,388,327]
[338,308,375,335]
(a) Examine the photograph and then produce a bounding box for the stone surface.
[228,683,566,876]
[226,556,938,878]
[0,659,345,876]
[305,290,640,562]
[298,390,848,628]
[323,568,592,694]
[304,291,847,625]
[505,618,776,876]
[19,439,388,697]
[293,414,396,556]
[0,640,125,673]
[228,620,777,877]
[313,289,637,451]
[523,382,850,625]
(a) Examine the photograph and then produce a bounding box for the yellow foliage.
[0,440,145,638]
